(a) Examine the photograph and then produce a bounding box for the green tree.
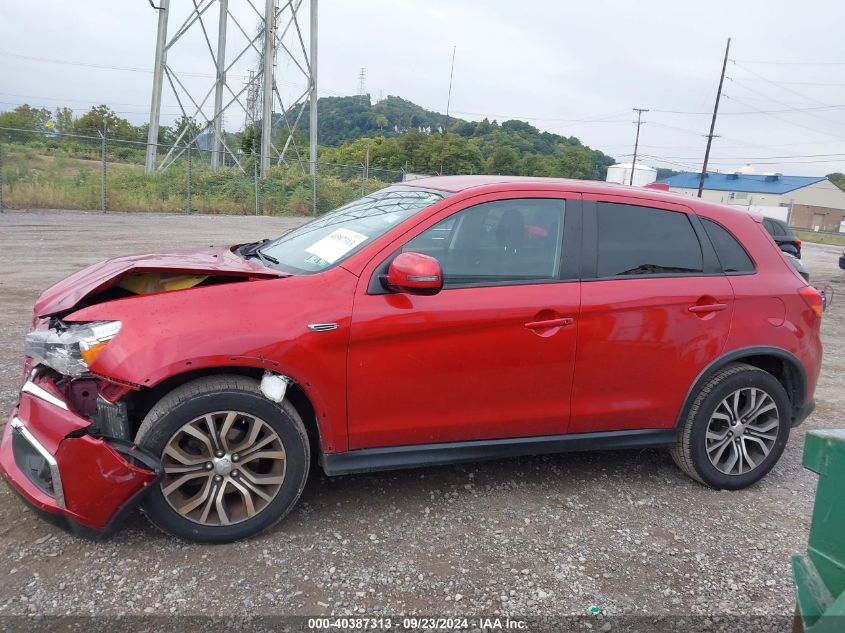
[486,146,520,174]
[372,113,389,131]
[431,134,484,175]
[136,122,171,146]
[170,115,202,148]
[54,107,74,134]
[240,124,260,154]
[556,145,594,179]
[74,105,135,140]
[0,104,52,141]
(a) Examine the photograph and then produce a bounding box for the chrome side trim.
[307,323,338,332]
[11,417,65,508]
[21,381,68,411]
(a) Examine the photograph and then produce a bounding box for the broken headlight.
[25,321,122,377]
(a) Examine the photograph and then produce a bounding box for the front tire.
[135,375,310,543]
[671,363,791,490]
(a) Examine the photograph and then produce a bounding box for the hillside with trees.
[1,95,616,180]
[299,95,616,179]
[828,172,845,192]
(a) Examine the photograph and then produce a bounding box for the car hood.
[34,246,286,317]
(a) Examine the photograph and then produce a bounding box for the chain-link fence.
[0,126,411,216]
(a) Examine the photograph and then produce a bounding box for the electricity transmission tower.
[144,0,318,179]
[357,68,366,102]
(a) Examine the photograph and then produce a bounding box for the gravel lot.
[0,210,843,624]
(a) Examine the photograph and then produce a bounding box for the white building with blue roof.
[657,171,845,211]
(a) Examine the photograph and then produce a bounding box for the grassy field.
[1,144,388,215]
[795,229,845,248]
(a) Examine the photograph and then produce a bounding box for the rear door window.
[596,202,703,277]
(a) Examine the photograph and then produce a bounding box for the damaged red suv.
[1,176,823,542]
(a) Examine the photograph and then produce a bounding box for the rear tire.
[135,375,310,543]
[671,363,791,490]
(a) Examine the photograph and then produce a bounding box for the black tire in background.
[671,363,791,490]
[135,375,310,543]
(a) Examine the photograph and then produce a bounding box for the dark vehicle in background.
[762,217,802,258]
[784,252,809,282]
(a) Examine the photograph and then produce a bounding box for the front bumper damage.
[0,370,161,538]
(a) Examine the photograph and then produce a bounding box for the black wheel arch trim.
[674,345,808,430]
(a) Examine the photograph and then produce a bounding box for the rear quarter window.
[701,218,755,274]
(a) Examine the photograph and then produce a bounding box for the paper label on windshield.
[305,228,368,264]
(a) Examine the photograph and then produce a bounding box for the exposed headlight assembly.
[25,321,122,377]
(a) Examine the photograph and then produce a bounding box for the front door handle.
[688,303,727,314]
[524,317,574,330]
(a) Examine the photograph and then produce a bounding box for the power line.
[724,93,845,139]
[728,77,845,88]
[0,49,342,96]
[629,151,845,161]
[732,59,845,66]
[0,50,246,81]
[730,61,843,117]
[447,108,630,124]
[651,104,845,116]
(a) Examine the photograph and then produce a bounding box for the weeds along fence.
[0,126,408,216]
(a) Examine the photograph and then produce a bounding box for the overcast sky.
[2,0,845,176]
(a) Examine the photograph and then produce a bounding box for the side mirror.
[383,252,443,295]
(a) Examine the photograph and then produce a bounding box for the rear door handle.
[688,303,727,314]
[524,317,574,329]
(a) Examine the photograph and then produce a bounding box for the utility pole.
[210,0,228,171]
[145,0,169,174]
[100,122,107,213]
[699,37,731,197]
[186,142,192,214]
[0,143,4,212]
[630,108,648,186]
[309,0,318,178]
[309,0,318,217]
[260,0,276,178]
[439,45,456,175]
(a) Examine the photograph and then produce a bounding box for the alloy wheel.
[160,411,287,526]
[705,387,780,476]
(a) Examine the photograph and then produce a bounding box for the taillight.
[796,238,802,248]
[799,286,823,318]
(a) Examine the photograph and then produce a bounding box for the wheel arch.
[123,366,324,460]
[675,346,807,429]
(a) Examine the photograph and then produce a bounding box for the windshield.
[256,186,446,273]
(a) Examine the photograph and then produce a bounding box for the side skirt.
[321,428,678,476]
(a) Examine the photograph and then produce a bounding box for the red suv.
[1,176,823,542]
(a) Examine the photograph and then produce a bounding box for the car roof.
[403,174,609,193]
[401,175,762,224]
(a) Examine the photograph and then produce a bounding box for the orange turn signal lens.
[798,286,823,319]
[80,340,109,365]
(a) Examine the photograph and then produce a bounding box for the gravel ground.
[0,209,843,623]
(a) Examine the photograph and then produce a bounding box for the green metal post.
[792,430,845,632]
